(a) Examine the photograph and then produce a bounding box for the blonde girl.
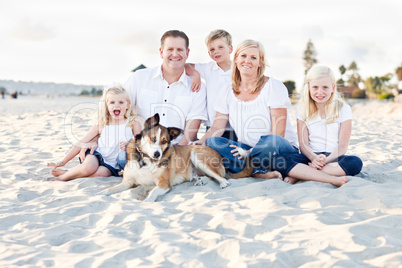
[47,85,140,181]
[273,65,362,186]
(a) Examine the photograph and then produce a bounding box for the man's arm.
[178,119,201,145]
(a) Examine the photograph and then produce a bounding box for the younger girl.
[273,65,362,186]
[47,85,140,181]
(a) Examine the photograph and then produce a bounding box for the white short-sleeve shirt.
[297,103,352,153]
[215,77,298,148]
[97,122,133,169]
[195,61,232,129]
[124,65,208,132]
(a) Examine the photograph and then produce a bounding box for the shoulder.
[263,77,290,100]
[340,103,352,119]
[268,77,287,90]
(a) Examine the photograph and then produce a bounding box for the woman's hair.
[231,39,267,94]
[98,84,137,127]
[205,29,232,46]
[299,65,344,124]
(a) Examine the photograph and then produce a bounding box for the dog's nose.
[153,151,160,158]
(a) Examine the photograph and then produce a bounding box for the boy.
[186,29,237,141]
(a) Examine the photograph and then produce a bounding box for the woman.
[192,39,298,180]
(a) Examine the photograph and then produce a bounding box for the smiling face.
[106,92,130,123]
[207,38,232,65]
[235,47,261,76]
[309,76,336,106]
[159,36,189,72]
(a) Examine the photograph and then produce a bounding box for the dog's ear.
[167,127,182,141]
[144,113,160,130]
[134,133,142,141]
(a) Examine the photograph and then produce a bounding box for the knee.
[206,137,227,150]
[348,156,363,175]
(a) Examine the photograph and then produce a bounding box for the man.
[124,30,207,145]
[80,30,207,165]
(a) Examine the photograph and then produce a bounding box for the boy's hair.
[98,84,137,127]
[161,30,189,49]
[299,65,344,124]
[231,39,266,94]
[205,29,232,46]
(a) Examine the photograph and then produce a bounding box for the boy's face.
[160,37,189,72]
[207,39,233,64]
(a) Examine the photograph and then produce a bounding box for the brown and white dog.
[104,113,253,201]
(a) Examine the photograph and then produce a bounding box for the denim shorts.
[273,152,363,178]
[79,149,121,177]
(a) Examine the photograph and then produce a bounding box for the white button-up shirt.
[195,61,232,128]
[124,65,207,132]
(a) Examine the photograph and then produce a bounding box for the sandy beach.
[0,95,401,267]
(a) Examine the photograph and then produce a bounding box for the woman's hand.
[230,145,250,160]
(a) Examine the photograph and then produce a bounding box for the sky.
[1,0,401,90]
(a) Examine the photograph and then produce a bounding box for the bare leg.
[88,166,112,177]
[51,169,68,177]
[320,162,346,176]
[288,163,348,187]
[283,176,299,184]
[253,171,282,180]
[57,155,100,181]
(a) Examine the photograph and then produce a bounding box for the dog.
[104,113,253,202]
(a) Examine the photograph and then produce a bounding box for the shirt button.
[164,99,167,102]
[167,86,170,88]
[163,113,165,116]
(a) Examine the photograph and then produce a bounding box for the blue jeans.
[206,135,299,174]
[273,152,363,177]
[116,150,127,170]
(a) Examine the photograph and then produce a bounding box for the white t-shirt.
[195,61,232,129]
[124,65,208,143]
[97,122,134,169]
[215,77,298,148]
[296,103,352,153]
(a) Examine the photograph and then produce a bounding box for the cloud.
[117,31,160,54]
[302,25,324,40]
[10,17,57,42]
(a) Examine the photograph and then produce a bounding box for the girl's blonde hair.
[299,65,344,124]
[98,84,137,127]
[232,39,267,94]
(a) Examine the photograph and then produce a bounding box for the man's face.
[159,37,189,71]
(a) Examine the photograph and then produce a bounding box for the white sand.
[1,96,401,267]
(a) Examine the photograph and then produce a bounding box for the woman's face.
[235,47,261,76]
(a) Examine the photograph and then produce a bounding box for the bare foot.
[331,176,348,187]
[253,171,282,180]
[51,169,67,177]
[283,176,299,184]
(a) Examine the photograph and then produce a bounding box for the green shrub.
[378,92,394,100]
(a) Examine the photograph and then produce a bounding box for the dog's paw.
[234,146,249,159]
[194,176,209,186]
[219,180,230,189]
